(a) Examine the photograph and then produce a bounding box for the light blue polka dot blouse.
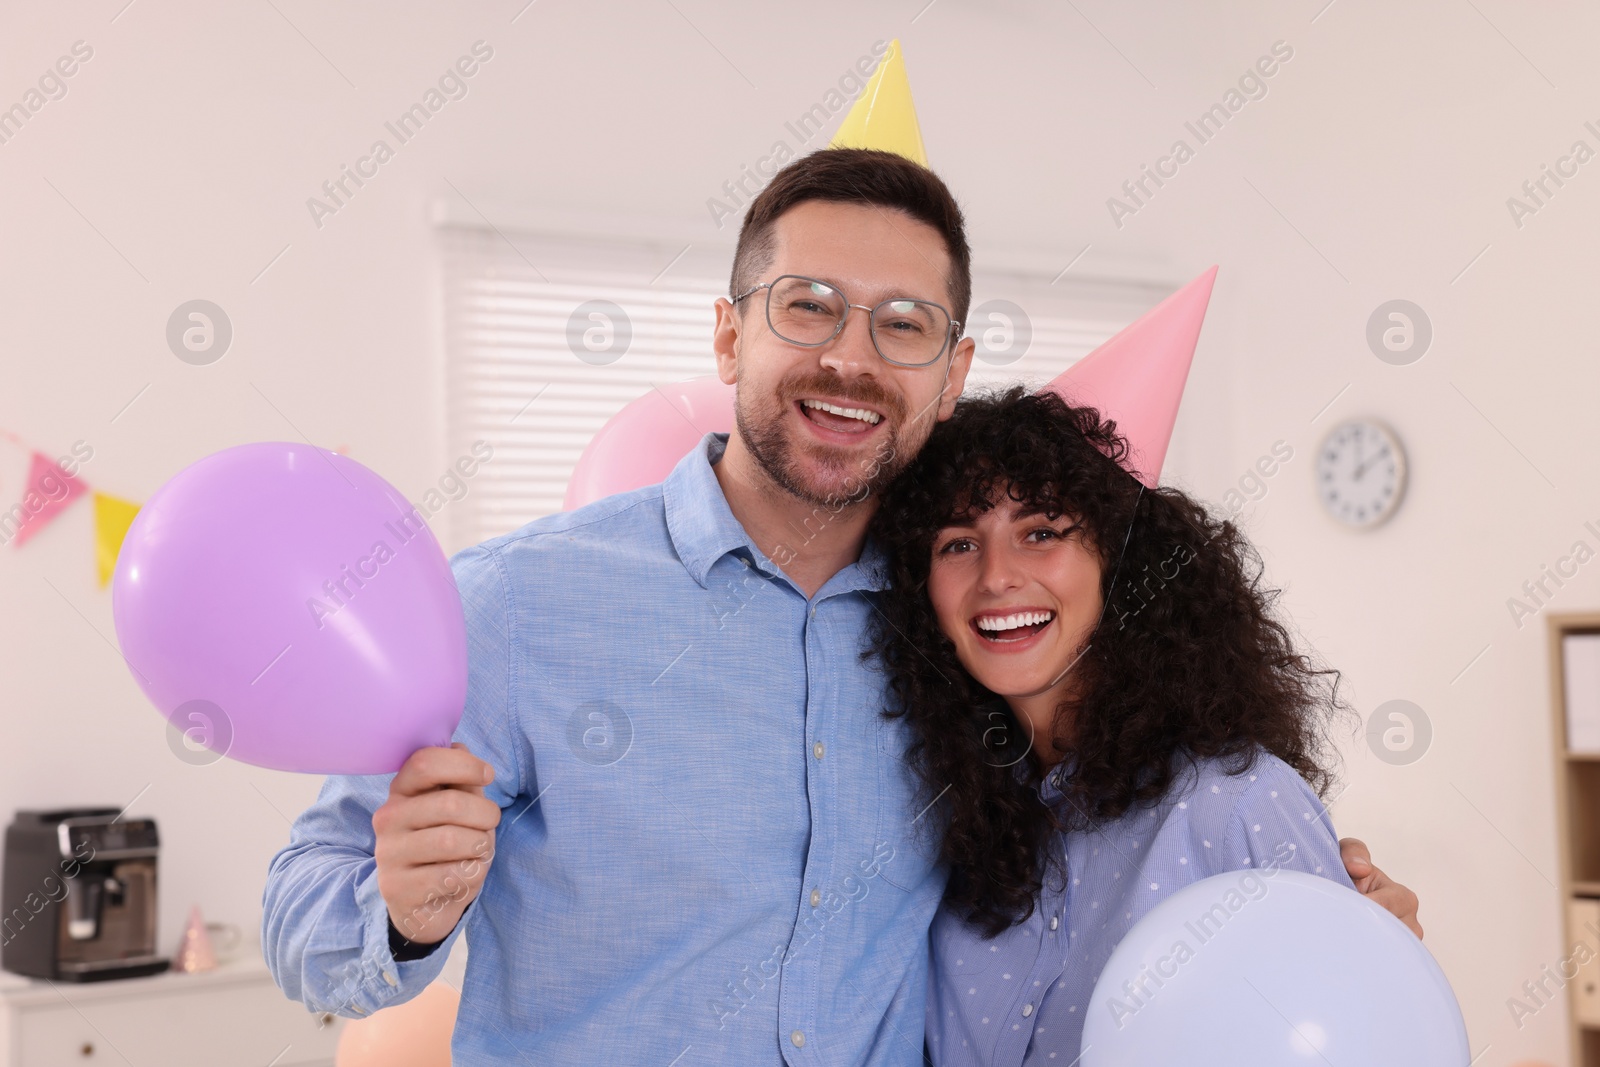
[924,748,1355,1065]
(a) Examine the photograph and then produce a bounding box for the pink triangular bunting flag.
[5,451,88,548]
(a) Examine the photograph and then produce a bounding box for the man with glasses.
[263,148,1418,1065]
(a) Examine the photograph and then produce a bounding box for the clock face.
[1317,419,1407,528]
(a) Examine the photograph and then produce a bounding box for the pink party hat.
[1045,265,1217,488]
[173,904,217,972]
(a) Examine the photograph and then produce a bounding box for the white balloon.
[1081,869,1466,1066]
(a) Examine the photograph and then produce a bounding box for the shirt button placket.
[792,598,824,1060]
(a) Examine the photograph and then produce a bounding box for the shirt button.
[810,888,821,907]
[1049,916,1059,931]
[791,1030,806,1048]
[813,742,825,759]
[1022,1003,1034,1017]
[382,971,398,987]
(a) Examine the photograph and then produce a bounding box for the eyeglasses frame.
[730,274,964,369]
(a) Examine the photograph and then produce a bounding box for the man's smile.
[795,397,888,439]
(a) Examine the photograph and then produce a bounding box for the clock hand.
[1354,444,1389,481]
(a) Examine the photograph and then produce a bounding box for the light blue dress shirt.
[925,750,1355,1065]
[262,434,947,1066]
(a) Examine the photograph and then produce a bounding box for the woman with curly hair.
[869,385,1360,1064]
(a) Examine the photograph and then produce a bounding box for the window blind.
[438,223,1170,550]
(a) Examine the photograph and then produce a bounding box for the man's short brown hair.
[730,148,972,329]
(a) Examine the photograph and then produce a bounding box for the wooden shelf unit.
[1549,614,1600,1067]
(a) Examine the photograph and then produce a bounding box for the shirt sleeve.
[260,541,527,1017]
[1218,754,1356,890]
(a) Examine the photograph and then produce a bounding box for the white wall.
[2,0,1595,1060]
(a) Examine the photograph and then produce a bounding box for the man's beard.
[734,369,924,508]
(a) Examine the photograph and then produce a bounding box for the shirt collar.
[663,433,889,594]
[1035,754,1080,805]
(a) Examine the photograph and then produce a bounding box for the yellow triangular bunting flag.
[94,491,141,588]
[829,39,927,166]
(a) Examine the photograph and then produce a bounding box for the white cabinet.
[0,955,342,1067]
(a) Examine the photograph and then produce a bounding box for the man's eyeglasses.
[731,274,961,368]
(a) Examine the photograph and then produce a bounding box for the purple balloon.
[112,442,468,774]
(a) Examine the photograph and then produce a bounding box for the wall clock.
[1316,418,1407,528]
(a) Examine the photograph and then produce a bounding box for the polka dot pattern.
[924,750,1355,1065]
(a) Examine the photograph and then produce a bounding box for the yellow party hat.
[829,39,927,166]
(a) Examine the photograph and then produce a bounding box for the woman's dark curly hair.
[869,385,1351,936]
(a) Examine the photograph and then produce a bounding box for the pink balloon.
[112,442,467,775]
[564,376,735,509]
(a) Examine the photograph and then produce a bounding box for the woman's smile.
[969,607,1056,649]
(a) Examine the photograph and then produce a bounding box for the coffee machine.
[2,809,170,981]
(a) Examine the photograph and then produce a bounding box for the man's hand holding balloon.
[374,743,501,948]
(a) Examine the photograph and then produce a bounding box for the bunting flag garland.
[0,430,349,587]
